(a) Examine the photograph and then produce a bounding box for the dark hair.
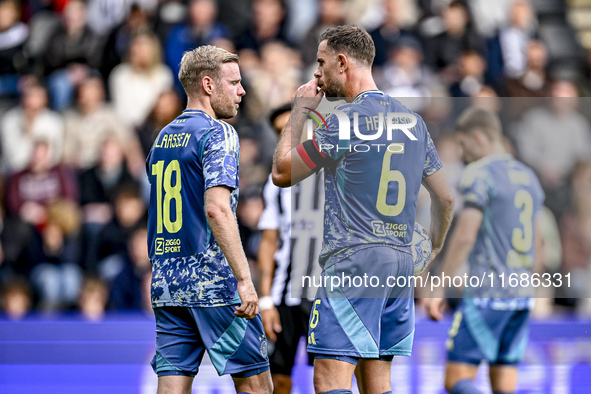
[269,103,291,127]
[455,107,501,141]
[319,25,375,66]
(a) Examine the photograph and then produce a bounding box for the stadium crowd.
[0,0,590,320]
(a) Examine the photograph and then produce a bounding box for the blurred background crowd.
[0,0,591,321]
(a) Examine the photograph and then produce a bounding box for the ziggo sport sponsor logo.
[155,238,181,255]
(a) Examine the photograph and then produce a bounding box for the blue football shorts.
[307,245,415,361]
[151,305,270,377]
[447,298,530,366]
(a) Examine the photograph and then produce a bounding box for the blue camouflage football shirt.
[460,153,545,309]
[298,91,442,269]
[146,109,241,307]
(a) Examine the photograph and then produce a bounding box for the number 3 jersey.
[460,153,545,308]
[146,109,241,308]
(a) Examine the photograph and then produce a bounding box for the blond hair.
[178,45,239,96]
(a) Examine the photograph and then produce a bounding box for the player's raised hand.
[425,297,446,321]
[295,79,324,110]
[261,307,282,342]
[235,279,259,320]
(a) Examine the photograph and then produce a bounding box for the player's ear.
[337,54,348,73]
[202,76,214,95]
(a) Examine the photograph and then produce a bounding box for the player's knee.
[447,379,482,394]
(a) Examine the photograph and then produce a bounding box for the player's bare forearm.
[273,79,323,187]
[257,229,278,297]
[204,186,252,284]
[272,111,306,187]
[438,208,483,287]
[422,170,455,253]
[533,216,544,274]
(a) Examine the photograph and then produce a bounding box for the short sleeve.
[296,110,341,171]
[423,131,443,178]
[313,111,343,161]
[258,176,280,231]
[203,122,239,190]
[460,165,490,211]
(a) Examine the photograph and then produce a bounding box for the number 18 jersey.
[146,109,241,307]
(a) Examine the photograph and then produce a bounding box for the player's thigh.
[497,309,530,365]
[489,364,518,393]
[151,307,206,377]
[194,305,270,377]
[309,247,411,359]
[233,368,273,394]
[445,362,479,392]
[157,375,194,394]
[355,358,392,394]
[380,251,415,357]
[313,357,357,393]
[446,302,497,366]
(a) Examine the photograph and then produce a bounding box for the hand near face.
[295,79,324,111]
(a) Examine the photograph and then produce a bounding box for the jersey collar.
[352,90,385,103]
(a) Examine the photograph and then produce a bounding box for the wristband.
[259,296,274,311]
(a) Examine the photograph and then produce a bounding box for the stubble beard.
[322,74,344,98]
[212,91,237,119]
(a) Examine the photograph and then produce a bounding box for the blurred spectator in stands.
[109,31,173,128]
[85,0,136,37]
[504,39,550,98]
[513,80,591,218]
[370,0,417,67]
[469,85,503,116]
[0,80,64,173]
[5,140,78,230]
[28,201,82,311]
[136,90,182,157]
[558,160,591,310]
[424,1,485,84]
[165,0,230,94]
[486,0,537,88]
[42,0,102,111]
[467,0,514,38]
[95,185,146,281]
[0,276,32,320]
[77,275,108,320]
[449,50,487,97]
[0,0,29,99]
[78,136,139,270]
[110,226,151,310]
[377,35,441,112]
[236,0,289,58]
[249,41,301,116]
[3,140,78,276]
[300,0,345,67]
[63,75,144,174]
[101,3,152,82]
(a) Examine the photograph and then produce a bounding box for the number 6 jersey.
[146,109,241,308]
[297,91,442,269]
